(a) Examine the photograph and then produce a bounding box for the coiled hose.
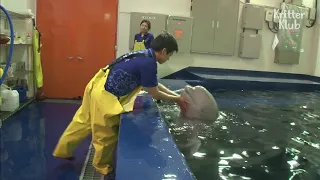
[0,5,15,85]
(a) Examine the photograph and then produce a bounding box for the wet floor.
[0,101,91,180]
[158,90,320,180]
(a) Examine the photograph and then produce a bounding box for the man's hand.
[176,95,188,115]
[146,86,188,115]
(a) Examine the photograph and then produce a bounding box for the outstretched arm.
[157,83,179,96]
[146,86,180,102]
[146,85,188,114]
[140,59,188,113]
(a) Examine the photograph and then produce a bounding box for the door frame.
[114,0,119,58]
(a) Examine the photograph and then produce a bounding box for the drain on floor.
[79,143,104,180]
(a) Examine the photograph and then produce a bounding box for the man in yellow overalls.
[53,32,188,175]
[133,19,154,51]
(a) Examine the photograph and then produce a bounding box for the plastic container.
[13,86,27,102]
[0,85,19,112]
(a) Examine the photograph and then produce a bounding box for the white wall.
[117,0,318,77]
[0,0,28,13]
[0,0,36,14]
[313,1,320,76]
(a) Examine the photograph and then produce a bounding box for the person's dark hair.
[140,20,151,30]
[151,31,178,54]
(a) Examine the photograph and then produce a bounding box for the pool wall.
[163,67,320,92]
[116,67,320,180]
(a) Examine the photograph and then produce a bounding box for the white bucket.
[0,85,19,112]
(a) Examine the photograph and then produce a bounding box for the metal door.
[37,0,118,98]
[190,0,216,53]
[212,0,239,55]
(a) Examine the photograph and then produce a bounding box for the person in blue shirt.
[133,19,154,51]
[53,32,188,176]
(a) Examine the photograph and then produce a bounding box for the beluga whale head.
[161,85,219,157]
[180,85,219,121]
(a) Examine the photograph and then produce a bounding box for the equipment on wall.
[129,12,168,50]
[166,16,193,53]
[128,0,239,55]
[190,0,239,56]
[273,3,308,64]
[239,4,264,59]
[0,5,15,85]
[306,0,317,28]
[129,13,194,54]
[262,1,316,64]
[127,0,316,63]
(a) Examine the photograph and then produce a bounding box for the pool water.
[157,91,320,180]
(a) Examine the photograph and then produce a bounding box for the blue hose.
[0,5,14,85]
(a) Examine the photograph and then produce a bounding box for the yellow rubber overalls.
[33,27,43,88]
[133,40,146,51]
[53,53,147,175]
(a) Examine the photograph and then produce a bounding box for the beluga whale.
[179,85,219,121]
[158,85,220,157]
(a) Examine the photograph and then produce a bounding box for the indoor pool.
[157,90,320,180]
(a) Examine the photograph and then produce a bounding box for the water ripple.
[158,90,320,180]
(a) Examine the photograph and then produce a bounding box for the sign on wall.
[142,16,156,20]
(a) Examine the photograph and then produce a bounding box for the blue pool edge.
[116,95,195,180]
